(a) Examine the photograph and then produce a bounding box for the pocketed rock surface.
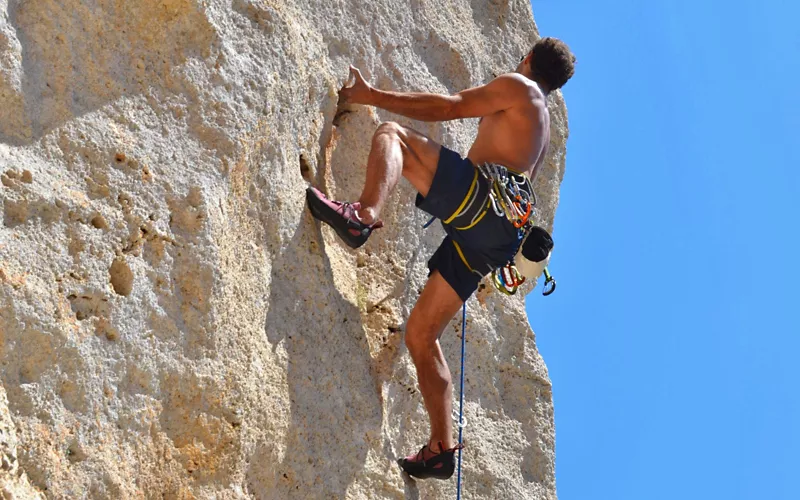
[0,0,568,498]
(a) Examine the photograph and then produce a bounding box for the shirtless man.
[306,37,575,480]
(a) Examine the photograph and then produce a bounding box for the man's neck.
[530,77,550,97]
[516,70,550,97]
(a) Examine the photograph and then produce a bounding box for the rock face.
[0,0,567,498]
[0,386,44,499]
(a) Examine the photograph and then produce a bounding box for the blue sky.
[526,1,799,498]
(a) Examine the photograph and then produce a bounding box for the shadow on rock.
[245,209,382,499]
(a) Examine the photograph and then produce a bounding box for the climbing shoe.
[306,187,383,249]
[397,442,463,480]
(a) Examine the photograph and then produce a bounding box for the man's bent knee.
[374,121,403,141]
[405,315,439,358]
[405,331,433,360]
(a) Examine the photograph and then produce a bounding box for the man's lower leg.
[408,339,456,452]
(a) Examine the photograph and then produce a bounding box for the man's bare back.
[468,75,550,180]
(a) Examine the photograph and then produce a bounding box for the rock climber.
[306,37,575,480]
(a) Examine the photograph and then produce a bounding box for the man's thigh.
[394,124,442,198]
[407,270,464,343]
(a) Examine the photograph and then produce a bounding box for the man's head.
[517,37,576,93]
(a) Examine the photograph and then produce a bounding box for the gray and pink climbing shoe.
[397,441,463,480]
[306,187,383,249]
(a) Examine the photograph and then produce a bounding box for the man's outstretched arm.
[339,66,529,122]
[363,89,461,122]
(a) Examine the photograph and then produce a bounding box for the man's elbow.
[443,96,467,121]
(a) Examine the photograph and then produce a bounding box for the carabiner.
[492,269,517,295]
[542,268,556,296]
[512,200,532,228]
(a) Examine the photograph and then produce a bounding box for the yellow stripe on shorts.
[443,169,478,225]
[454,199,490,231]
[451,240,476,273]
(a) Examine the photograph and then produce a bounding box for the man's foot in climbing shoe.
[306,187,383,249]
[397,441,463,480]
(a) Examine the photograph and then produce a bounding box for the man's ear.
[525,51,534,68]
[523,51,535,78]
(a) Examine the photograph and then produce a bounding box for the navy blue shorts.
[415,146,524,301]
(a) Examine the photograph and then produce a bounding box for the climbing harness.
[476,164,556,296]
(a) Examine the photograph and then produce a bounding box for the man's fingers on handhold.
[345,66,359,86]
[349,65,365,83]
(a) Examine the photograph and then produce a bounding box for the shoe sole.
[397,458,456,480]
[306,188,368,249]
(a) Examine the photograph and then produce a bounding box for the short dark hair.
[530,37,576,91]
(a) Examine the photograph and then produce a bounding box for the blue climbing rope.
[456,302,466,500]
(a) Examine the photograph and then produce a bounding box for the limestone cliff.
[0,0,567,498]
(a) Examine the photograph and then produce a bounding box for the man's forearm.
[366,89,456,122]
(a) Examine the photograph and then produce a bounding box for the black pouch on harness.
[514,226,554,279]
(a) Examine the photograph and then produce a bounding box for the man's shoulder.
[489,72,528,87]
[489,73,545,102]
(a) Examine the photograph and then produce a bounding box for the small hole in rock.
[105,329,118,341]
[109,258,133,296]
[90,215,108,229]
[115,153,126,163]
[299,154,312,182]
[67,442,86,463]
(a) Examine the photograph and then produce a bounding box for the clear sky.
[525,1,799,499]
